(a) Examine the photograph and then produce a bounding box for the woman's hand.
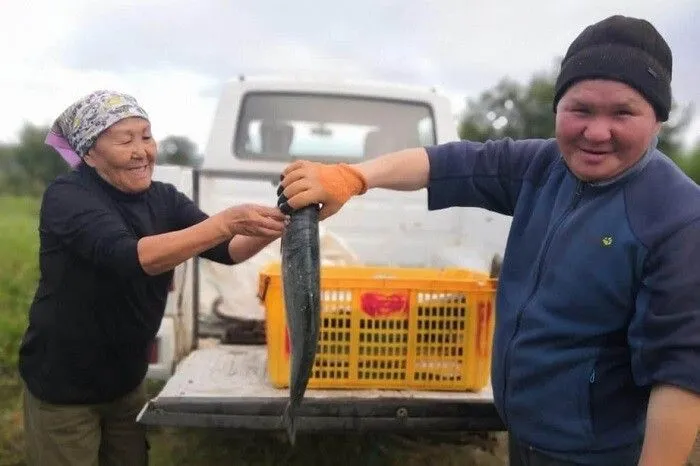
[220,204,289,237]
[138,204,287,276]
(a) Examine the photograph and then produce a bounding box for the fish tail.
[282,401,296,446]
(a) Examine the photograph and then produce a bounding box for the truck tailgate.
[137,345,504,433]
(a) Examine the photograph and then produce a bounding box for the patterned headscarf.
[45,90,150,167]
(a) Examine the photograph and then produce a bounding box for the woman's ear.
[84,148,97,167]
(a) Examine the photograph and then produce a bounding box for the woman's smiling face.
[84,117,157,193]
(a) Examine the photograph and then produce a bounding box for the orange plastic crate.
[258,263,497,392]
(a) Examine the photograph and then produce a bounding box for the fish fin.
[282,401,296,446]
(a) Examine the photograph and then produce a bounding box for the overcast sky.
[2,0,698,152]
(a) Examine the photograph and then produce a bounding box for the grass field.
[0,195,509,466]
[0,196,40,465]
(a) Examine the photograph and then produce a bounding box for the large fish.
[279,203,321,445]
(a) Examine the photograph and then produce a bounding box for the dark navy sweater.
[18,163,233,404]
[426,138,700,464]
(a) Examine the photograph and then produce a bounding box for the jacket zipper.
[500,180,586,425]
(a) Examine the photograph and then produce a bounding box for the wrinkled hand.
[220,204,289,237]
[277,160,367,220]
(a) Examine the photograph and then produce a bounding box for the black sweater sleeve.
[168,186,235,265]
[40,178,146,278]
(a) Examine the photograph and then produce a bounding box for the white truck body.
[138,77,512,433]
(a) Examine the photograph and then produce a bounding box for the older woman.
[18,90,287,466]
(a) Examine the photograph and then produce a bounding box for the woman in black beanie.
[278,15,700,466]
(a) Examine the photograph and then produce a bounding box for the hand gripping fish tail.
[279,201,322,446]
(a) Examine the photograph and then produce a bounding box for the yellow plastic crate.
[258,263,497,392]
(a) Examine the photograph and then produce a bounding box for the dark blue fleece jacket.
[426,138,700,465]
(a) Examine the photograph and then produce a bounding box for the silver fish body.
[280,204,321,445]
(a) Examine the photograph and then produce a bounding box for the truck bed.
[138,345,504,433]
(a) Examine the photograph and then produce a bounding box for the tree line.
[457,67,700,181]
[0,129,202,196]
[1,67,699,196]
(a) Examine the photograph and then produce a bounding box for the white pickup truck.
[137,76,512,434]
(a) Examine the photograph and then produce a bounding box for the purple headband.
[45,130,82,168]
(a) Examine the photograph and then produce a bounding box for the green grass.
[0,196,40,465]
[0,195,508,466]
[0,196,39,375]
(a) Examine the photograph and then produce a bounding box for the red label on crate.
[476,300,492,357]
[360,292,409,317]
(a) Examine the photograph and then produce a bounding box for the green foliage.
[458,70,558,142]
[657,103,695,159]
[0,124,71,196]
[14,125,72,192]
[0,197,40,375]
[157,135,201,167]
[676,143,700,182]
[0,125,203,197]
[0,196,40,465]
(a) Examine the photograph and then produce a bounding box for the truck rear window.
[233,92,436,162]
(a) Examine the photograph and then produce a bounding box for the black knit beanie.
[553,15,672,121]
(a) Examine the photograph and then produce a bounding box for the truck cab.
[138,76,511,434]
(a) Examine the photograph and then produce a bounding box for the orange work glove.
[278,161,368,220]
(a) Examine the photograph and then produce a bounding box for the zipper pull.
[589,370,596,383]
[576,181,585,196]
